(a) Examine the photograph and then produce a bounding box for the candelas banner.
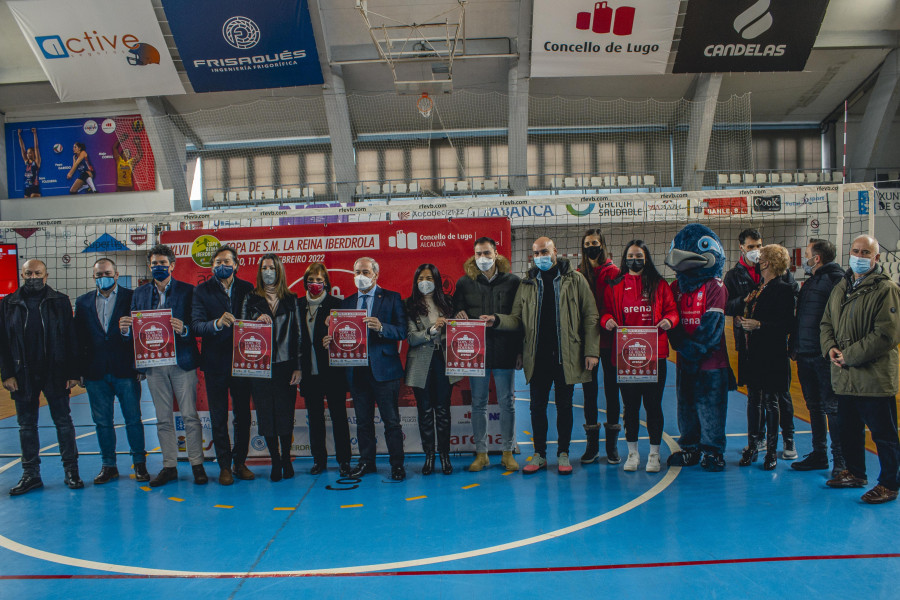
[8,0,185,102]
[531,0,680,76]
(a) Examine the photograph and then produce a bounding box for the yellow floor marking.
[129,474,136,480]
[139,486,151,492]
[214,505,233,509]
[523,430,531,435]
[274,507,295,511]
[462,483,479,490]
[526,456,532,462]
[405,495,427,501]
[168,497,184,502]
[502,471,514,476]
[341,504,364,508]
[151,447,161,452]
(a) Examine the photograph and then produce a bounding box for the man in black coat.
[790,239,846,476]
[0,259,82,495]
[724,228,799,459]
[191,245,255,485]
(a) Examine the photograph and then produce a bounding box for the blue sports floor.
[0,366,896,599]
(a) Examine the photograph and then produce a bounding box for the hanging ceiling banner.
[530,0,680,77]
[673,0,830,73]
[7,0,185,102]
[160,0,324,93]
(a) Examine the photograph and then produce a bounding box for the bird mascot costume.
[665,224,735,471]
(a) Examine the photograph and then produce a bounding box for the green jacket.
[820,265,900,397]
[495,258,599,385]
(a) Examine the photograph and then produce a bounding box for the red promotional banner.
[704,197,748,216]
[232,320,272,378]
[328,310,368,367]
[133,309,176,368]
[616,326,658,383]
[446,319,486,377]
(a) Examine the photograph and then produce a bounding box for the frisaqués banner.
[8,0,184,102]
[160,0,324,92]
[673,0,830,73]
[531,0,680,77]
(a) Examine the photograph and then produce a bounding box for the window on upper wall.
[383,148,404,183]
[527,143,539,187]
[542,143,564,181]
[306,152,329,194]
[279,154,301,187]
[356,149,378,184]
[410,146,432,189]
[203,157,224,199]
[464,145,485,179]
[490,144,508,180]
[228,156,248,190]
[438,145,460,182]
[570,142,591,176]
[624,140,646,174]
[777,138,798,171]
[253,155,273,190]
[597,142,617,174]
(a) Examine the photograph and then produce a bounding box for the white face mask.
[418,280,435,295]
[355,274,374,291]
[476,257,495,272]
[745,249,761,264]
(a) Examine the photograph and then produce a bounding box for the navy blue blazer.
[341,286,407,383]
[130,278,199,372]
[191,275,255,376]
[74,286,137,381]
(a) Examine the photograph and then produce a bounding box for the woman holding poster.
[241,254,303,482]
[601,241,678,474]
[405,264,455,475]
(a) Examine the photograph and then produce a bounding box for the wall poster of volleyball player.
[4,115,156,198]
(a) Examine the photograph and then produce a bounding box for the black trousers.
[204,373,252,469]
[350,368,404,468]
[13,374,78,476]
[747,387,781,452]
[413,352,452,454]
[583,348,621,426]
[530,359,574,456]
[621,360,667,445]
[251,361,297,437]
[796,354,841,458]
[837,395,900,491]
[303,374,352,465]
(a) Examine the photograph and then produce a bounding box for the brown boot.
[501,451,519,471]
[467,452,490,472]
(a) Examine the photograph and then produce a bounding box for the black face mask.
[626,259,645,273]
[23,278,45,294]
[585,245,604,261]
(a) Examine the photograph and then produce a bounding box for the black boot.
[439,452,453,475]
[763,393,780,471]
[64,467,84,489]
[265,436,282,482]
[738,445,758,467]
[422,453,435,475]
[604,423,621,464]
[280,435,294,479]
[791,450,828,471]
[581,424,600,464]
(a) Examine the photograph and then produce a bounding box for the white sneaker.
[624,451,640,471]
[646,453,661,473]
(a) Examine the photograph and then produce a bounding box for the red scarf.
[739,255,760,284]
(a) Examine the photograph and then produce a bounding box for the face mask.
[213,265,234,280]
[849,255,872,275]
[744,249,761,264]
[534,255,554,271]
[151,265,170,282]
[803,258,816,276]
[261,270,277,286]
[355,274,374,290]
[585,245,604,261]
[306,282,325,296]
[96,276,116,291]
[23,278,45,293]
[476,257,495,272]
[626,258,645,273]
[418,280,435,295]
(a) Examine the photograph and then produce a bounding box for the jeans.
[413,352,452,454]
[84,375,145,467]
[350,368,404,467]
[146,365,202,467]
[796,354,842,458]
[13,375,78,476]
[837,395,900,491]
[204,373,252,469]
[469,368,516,452]
[529,359,574,456]
[304,374,352,465]
[675,366,729,454]
[583,348,621,426]
[621,360,667,445]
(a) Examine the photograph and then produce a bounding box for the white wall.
[0,189,174,220]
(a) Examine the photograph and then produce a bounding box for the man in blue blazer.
[75,258,147,485]
[328,257,407,481]
[120,244,205,487]
[191,245,255,485]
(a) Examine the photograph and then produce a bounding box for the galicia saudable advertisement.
[160,0,324,92]
[673,0,830,73]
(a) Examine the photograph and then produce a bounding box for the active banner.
[5,115,156,198]
[133,309,177,368]
[232,320,272,378]
[446,320,486,377]
[531,0,680,76]
[673,0,830,73]
[328,310,368,367]
[616,326,658,383]
[8,0,184,101]
[160,0,324,92]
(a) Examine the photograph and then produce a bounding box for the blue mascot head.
[665,224,726,293]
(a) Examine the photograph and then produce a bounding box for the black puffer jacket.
[790,262,845,356]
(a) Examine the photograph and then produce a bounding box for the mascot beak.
[666,249,714,272]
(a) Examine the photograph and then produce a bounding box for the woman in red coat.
[601,240,678,473]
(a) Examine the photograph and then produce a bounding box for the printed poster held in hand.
[133,309,176,368]
[328,310,368,367]
[232,320,272,378]
[616,326,658,383]
[446,319,486,377]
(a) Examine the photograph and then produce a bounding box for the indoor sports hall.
[0,1,898,598]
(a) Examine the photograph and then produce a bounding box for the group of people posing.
[1,226,898,505]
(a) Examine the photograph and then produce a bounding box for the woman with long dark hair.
[405,263,455,475]
[67,141,97,194]
[578,229,622,464]
[601,240,677,473]
[241,254,302,482]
